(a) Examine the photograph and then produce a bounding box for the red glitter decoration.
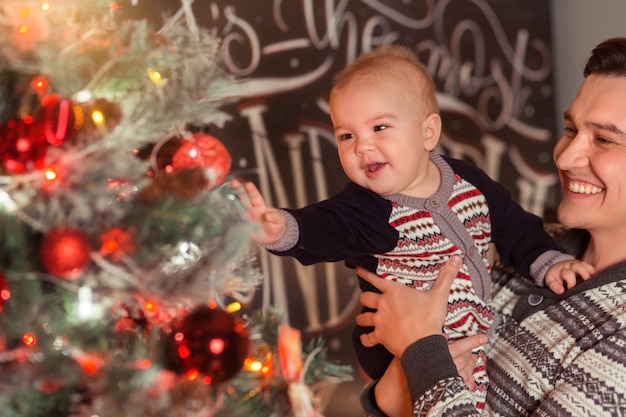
[30,76,50,99]
[99,227,135,261]
[40,228,92,280]
[171,133,231,187]
[165,306,249,383]
[0,92,86,174]
[0,117,47,173]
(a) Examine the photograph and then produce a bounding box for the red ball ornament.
[165,306,249,383]
[40,228,92,280]
[138,136,182,172]
[171,133,231,187]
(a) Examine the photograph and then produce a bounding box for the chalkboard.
[129,1,556,415]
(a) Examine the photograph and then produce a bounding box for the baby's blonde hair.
[332,44,439,115]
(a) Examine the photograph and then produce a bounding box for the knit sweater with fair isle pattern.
[264,153,573,409]
[361,227,626,417]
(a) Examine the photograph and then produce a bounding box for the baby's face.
[329,75,440,197]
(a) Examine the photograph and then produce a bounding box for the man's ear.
[423,113,442,151]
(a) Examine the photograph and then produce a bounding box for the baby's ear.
[423,112,442,151]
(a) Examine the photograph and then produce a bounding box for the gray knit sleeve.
[529,250,576,287]
[261,210,299,252]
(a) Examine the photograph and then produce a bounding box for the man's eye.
[373,125,388,132]
[596,136,615,145]
[562,126,576,137]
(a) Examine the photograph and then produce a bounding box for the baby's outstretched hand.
[545,260,595,294]
[231,179,286,243]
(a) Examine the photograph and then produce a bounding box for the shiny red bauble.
[171,133,231,187]
[165,306,249,383]
[40,228,92,280]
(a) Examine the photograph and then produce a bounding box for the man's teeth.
[568,181,603,194]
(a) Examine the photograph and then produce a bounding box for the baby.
[235,44,594,410]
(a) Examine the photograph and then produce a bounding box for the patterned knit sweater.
[265,153,573,407]
[361,227,626,416]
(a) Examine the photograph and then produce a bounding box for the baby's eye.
[373,125,388,132]
[338,133,354,141]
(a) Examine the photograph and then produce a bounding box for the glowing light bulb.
[185,369,199,381]
[91,110,105,126]
[77,286,94,320]
[74,90,92,103]
[148,69,163,85]
[23,333,37,347]
[225,301,241,313]
[144,300,157,312]
[249,360,262,372]
[44,168,57,181]
[31,77,49,95]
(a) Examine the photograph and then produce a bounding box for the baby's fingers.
[562,271,578,292]
[546,279,565,295]
[231,179,252,207]
[571,262,596,281]
[244,182,268,208]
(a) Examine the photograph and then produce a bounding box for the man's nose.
[555,135,589,169]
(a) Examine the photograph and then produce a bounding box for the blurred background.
[125,1,626,415]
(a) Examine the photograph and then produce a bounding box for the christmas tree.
[0,1,351,416]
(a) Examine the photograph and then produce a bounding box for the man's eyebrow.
[563,111,626,136]
[589,121,626,136]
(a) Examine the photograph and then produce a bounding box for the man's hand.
[356,255,463,357]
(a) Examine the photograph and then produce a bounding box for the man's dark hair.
[584,37,626,78]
